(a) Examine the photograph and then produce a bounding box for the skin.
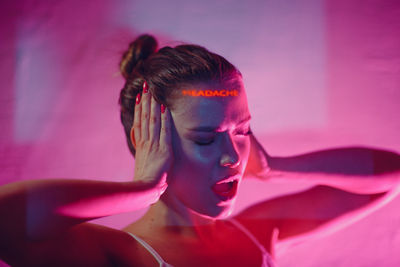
[124,78,267,265]
[128,78,252,231]
[124,76,400,266]
[163,81,251,221]
[1,75,399,266]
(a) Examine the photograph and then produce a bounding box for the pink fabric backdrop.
[1,0,399,266]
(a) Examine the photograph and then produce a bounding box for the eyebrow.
[186,115,252,132]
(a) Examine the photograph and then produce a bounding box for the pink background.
[1,0,400,266]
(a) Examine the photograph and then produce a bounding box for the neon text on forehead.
[182,89,238,97]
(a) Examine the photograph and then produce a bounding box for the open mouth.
[211,180,239,201]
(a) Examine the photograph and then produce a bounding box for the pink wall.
[1,0,399,266]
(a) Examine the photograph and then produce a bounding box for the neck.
[138,194,219,240]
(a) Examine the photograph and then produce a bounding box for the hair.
[118,34,242,156]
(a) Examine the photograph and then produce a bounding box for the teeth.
[216,177,238,184]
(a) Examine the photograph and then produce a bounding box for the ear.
[130,127,136,149]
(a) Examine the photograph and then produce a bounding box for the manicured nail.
[136,93,141,104]
[161,104,165,113]
[143,81,148,93]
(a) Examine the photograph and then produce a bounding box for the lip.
[214,174,241,184]
[211,176,240,201]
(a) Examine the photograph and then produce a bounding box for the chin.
[216,203,235,219]
[192,200,236,220]
[163,188,237,221]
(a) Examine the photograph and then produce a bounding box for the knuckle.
[148,137,157,146]
[137,139,145,147]
[150,116,158,124]
[139,140,149,151]
[159,146,169,154]
[141,141,150,150]
[142,112,149,120]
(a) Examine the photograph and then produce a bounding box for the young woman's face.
[165,78,251,219]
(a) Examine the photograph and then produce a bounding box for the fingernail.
[136,93,141,104]
[161,104,165,113]
[143,81,148,93]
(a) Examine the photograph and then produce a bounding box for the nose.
[220,132,240,168]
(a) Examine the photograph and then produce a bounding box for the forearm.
[267,147,400,194]
[0,178,161,241]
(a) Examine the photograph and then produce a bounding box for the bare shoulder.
[1,222,140,267]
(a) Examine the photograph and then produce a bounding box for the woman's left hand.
[243,131,271,179]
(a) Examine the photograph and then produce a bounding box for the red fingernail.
[143,81,148,93]
[136,93,141,104]
[161,104,165,113]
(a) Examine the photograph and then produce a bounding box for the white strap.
[228,218,276,267]
[127,232,173,267]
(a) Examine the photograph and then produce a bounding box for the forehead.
[171,82,250,130]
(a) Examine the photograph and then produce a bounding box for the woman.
[0,34,399,267]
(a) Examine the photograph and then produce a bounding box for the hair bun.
[120,34,158,80]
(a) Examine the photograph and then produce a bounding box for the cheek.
[241,137,251,158]
[181,140,216,167]
[169,137,214,184]
[169,142,213,198]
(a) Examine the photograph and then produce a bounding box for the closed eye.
[195,128,252,146]
[195,140,214,146]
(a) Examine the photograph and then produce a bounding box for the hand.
[243,131,271,179]
[131,84,173,198]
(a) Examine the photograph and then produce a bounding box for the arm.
[0,90,172,242]
[0,179,163,242]
[239,132,400,245]
[268,147,400,193]
[0,89,173,265]
[244,132,400,194]
[0,179,165,266]
[236,183,400,247]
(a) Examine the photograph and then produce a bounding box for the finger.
[160,105,172,147]
[132,92,142,147]
[141,84,151,141]
[149,93,161,143]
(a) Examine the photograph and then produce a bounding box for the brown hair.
[118,34,242,156]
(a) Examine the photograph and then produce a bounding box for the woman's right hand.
[131,82,173,198]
